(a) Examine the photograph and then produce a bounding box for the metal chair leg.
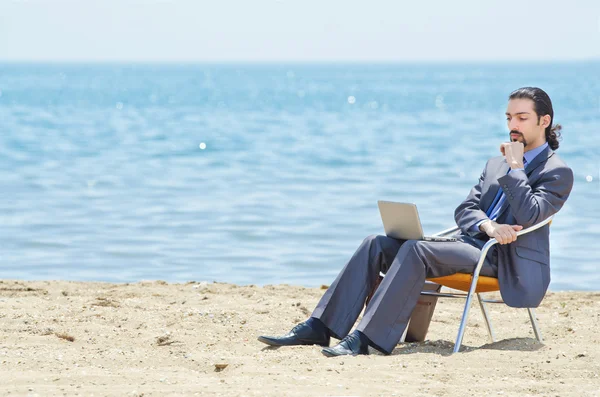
[453,288,476,353]
[527,308,543,343]
[477,293,496,343]
[452,234,501,353]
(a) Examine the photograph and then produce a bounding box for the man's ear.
[540,114,551,129]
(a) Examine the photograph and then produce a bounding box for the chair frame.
[421,215,554,353]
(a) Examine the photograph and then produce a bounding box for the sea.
[0,62,599,290]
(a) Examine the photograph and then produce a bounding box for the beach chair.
[422,215,554,353]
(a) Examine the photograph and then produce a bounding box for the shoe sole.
[321,348,369,357]
[321,348,337,357]
[257,336,329,347]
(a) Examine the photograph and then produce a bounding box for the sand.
[0,279,599,396]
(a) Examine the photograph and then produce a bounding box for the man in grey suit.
[258,87,574,357]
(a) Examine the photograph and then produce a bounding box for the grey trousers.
[311,234,498,353]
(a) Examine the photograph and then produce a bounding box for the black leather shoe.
[321,331,369,357]
[258,320,330,347]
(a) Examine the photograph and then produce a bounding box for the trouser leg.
[356,239,497,354]
[311,234,407,339]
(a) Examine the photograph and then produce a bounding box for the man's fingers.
[493,232,501,243]
[496,231,508,244]
[511,225,522,242]
[507,228,516,243]
[493,224,523,244]
[505,145,515,161]
[495,227,518,244]
[493,228,501,242]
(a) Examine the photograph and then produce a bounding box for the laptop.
[377,201,458,242]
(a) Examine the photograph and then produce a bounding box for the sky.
[1,0,599,62]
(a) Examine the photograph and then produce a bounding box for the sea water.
[0,62,598,289]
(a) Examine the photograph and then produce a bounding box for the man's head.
[505,87,562,151]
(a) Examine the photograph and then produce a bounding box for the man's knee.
[403,239,421,249]
[363,234,378,242]
[395,239,423,258]
[362,234,380,245]
[362,234,394,248]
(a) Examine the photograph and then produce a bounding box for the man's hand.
[500,142,524,169]
[480,220,523,244]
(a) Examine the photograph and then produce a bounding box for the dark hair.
[508,87,562,150]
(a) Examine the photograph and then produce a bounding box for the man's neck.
[524,139,547,153]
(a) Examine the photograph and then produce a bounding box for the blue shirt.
[470,142,549,234]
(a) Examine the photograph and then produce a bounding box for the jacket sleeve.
[497,165,574,229]
[454,160,491,238]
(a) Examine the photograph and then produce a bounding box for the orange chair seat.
[427,273,499,293]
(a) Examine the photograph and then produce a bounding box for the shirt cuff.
[470,219,488,233]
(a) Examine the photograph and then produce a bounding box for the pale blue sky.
[1,0,599,62]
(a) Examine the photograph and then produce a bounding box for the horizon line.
[1,57,599,65]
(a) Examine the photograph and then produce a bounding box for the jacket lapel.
[482,159,510,211]
[495,145,555,220]
[525,145,554,177]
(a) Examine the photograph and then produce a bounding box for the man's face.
[505,98,549,151]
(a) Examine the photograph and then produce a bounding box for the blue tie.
[485,157,527,218]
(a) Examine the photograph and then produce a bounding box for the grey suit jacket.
[454,145,574,308]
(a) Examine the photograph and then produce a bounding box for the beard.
[509,130,528,147]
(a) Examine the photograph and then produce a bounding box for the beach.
[1,279,598,396]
